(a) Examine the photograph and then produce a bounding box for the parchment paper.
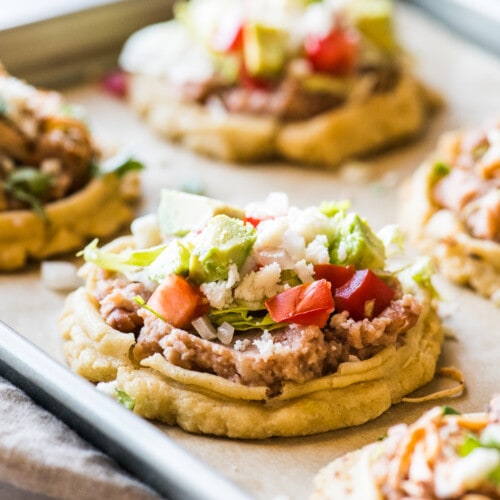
[1,3,500,499]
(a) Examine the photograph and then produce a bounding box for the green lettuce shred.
[115,388,135,410]
[95,152,145,177]
[78,238,166,273]
[411,257,440,299]
[209,307,286,331]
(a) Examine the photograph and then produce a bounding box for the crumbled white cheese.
[281,228,306,262]
[253,330,291,360]
[244,192,289,220]
[305,234,330,264]
[287,206,332,244]
[234,262,282,303]
[234,338,252,351]
[294,259,314,283]
[255,216,289,249]
[201,263,239,309]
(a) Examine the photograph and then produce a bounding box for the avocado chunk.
[147,240,191,282]
[329,212,386,270]
[347,0,396,53]
[243,23,288,77]
[189,214,257,283]
[158,189,245,237]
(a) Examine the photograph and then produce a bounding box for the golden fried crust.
[127,73,437,166]
[400,157,500,302]
[59,237,443,439]
[0,173,140,271]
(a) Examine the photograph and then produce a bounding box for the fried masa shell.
[127,71,437,166]
[59,236,443,439]
[400,140,500,302]
[0,173,140,271]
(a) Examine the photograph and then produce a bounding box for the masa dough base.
[0,173,140,271]
[400,158,500,303]
[59,236,443,439]
[127,73,435,167]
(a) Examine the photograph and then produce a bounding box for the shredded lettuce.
[410,256,440,299]
[459,433,481,457]
[133,295,167,322]
[319,200,350,217]
[78,238,166,273]
[377,224,405,258]
[115,388,135,410]
[209,306,285,331]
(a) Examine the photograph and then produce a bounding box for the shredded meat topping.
[371,401,500,499]
[431,123,500,242]
[0,73,96,212]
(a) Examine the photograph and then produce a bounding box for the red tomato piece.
[304,27,359,75]
[211,16,244,53]
[265,279,335,328]
[243,215,273,228]
[147,275,209,329]
[333,269,395,321]
[313,263,355,290]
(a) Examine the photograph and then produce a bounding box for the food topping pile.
[121,0,402,121]
[0,69,142,216]
[430,121,500,243]
[81,191,434,393]
[372,397,500,499]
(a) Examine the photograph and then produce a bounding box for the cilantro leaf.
[96,152,145,177]
[2,167,54,218]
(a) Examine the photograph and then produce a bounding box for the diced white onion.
[217,322,235,345]
[41,261,83,291]
[191,316,217,340]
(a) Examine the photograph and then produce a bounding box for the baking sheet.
[1,3,500,499]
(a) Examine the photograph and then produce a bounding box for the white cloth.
[0,377,161,500]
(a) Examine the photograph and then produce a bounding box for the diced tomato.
[265,279,335,328]
[211,16,244,53]
[243,215,273,228]
[333,269,395,321]
[313,263,355,290]
[304,27,359,75]
[147,275,209,329]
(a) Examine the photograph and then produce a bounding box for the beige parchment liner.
[3,3,500,498]
[0,172,140,271]
[59,236,443,439]
[128,72,436,166]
